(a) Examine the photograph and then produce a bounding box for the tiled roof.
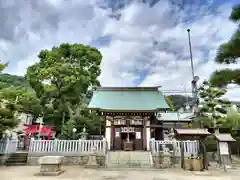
[157,112,195,121]
[175,128,210,135]
[214,134,236,142]
[88,87,169,111]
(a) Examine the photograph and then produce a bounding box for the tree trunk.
[61,111,65,135]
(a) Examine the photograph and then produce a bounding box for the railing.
[29,139,107,155]
[0,139,18,154]
[150,139,199,157]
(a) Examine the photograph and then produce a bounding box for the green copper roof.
[157,113,195,121]
[88,87,169,111]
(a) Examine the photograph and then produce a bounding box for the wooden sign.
[121,127,135,133]
[130,120,143,125]
[136,131,141,139]
[219,142,229,155]
[115,132,120,137]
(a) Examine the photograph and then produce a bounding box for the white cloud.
[1,0,239,100]
[98,1,239,100]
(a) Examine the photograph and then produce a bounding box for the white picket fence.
[0,139,18,154]
[29,139,107,154]
[150,139,199,157]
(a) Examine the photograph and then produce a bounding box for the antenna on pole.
[187,29,199,113]
[187,29,195,80]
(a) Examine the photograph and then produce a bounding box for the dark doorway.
[121,132,127,150]
[121,132,136,150]
[155,127,164,140]
[129,133,135,142]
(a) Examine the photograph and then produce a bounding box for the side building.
[88,86,195,151]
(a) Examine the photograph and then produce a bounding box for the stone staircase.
[4,152,28,166]
[107,151,152,168]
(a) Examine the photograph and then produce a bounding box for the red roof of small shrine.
[24,125,52,135]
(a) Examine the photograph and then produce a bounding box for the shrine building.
[88,87,194,151]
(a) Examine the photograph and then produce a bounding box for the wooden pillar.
[143,119,147,150]
[229,143,232,163]
[180,141,185,170]
[111,118,115,150]
[202,141,208,170]
[216,141,222,165]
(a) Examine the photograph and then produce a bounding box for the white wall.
[105,127,111,150]
[105,119,112,150]
[146,126,151,150]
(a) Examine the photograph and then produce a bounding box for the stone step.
[107,162,152,168]
[5,162,27,166]
[107,151,152,168]
[4,153,28,165]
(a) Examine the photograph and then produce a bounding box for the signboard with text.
[121,127,135,133]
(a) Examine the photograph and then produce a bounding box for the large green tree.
[167,95,193,110]
[25,43,102,135]
[0,102,18,138]
[0,63,19,137]
[0,87,41,118]
[224,111,240,134]
[198,81,231,133]
[0,63,7,72]
[165,96,174,111]
[210,5,240,87]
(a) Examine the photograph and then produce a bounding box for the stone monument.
[36,156,64,176]
[85,147,99,168]
[162,147,172,168]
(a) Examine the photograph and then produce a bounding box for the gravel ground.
[1,166,240,180]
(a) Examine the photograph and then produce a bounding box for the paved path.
[1,166,240,180]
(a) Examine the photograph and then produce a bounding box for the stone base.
[40,164,61,172]
[28,155,106,166]
[85,164,99,169]
[124,142,133,151]
[85,153,100,168]
[152,153,180,168]
[37,156,64,176]
[35,170,65,176]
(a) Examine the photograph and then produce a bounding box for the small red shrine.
[24,125,53,140]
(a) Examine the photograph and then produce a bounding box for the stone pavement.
[1,166,240,180]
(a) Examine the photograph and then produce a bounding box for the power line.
[161,86,240,93]
[163,92,193,95]
[162,92,193,94]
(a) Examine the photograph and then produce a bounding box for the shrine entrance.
[114,126,143,151]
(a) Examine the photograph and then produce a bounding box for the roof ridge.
[97,86,161,91]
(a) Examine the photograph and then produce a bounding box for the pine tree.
[198,81,231,133]
[210,5,240,86]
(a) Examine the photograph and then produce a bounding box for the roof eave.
[87,107,169,112]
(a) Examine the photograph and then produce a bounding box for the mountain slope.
[0,73,31,89]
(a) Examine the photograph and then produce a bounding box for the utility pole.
[187,29,195,80]
[187,29,199,113]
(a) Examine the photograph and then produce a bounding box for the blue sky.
[0,0,240,100]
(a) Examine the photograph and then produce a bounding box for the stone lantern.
[79,126,88,140]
